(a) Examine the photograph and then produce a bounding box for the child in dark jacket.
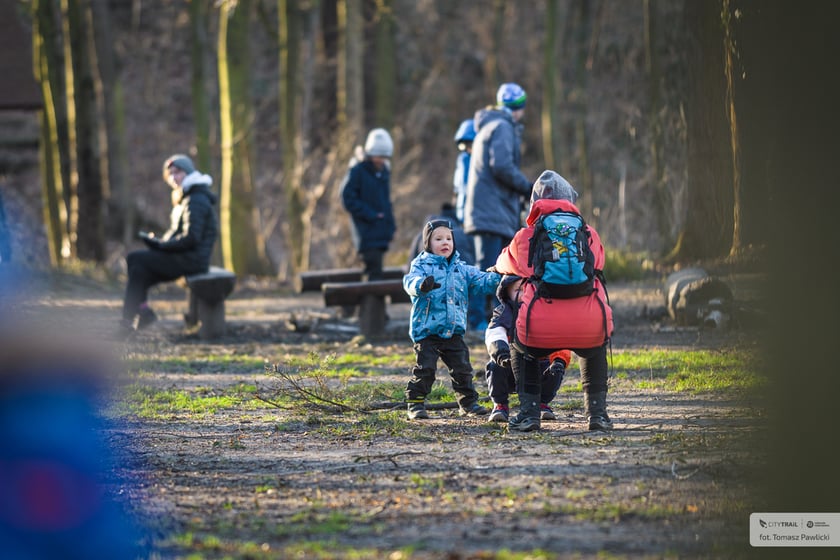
[403,219,501,420]
[484,275,570,422]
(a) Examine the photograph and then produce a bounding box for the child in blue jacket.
[403,219,501,420]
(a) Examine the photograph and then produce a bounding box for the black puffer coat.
[155,182,218,274]
[340,160,396,252]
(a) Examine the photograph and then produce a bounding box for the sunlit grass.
[125,354,267,375]
[111,383,267,419]
[606,348,761,394]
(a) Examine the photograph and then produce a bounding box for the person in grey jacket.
[463,83,533,325]
[120,154,218,335]
[403,219,501,420]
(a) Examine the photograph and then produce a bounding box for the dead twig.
[671,460,700,480]
[266,362,371,414]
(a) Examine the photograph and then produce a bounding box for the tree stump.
[184,267,236,340]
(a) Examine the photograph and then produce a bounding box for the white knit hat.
[364,128,393,158]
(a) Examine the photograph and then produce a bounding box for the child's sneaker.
[458,402,489,417]
[488,404,509,422]
[407,402,429,420]
[540,403,557,421]
[509,413,541,432]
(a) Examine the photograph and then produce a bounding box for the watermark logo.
[751,513,839,547]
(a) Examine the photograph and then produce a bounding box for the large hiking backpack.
[527,210,597,299]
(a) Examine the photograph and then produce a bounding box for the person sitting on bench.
[119,154,218,336]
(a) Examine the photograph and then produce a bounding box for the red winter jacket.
[494,198,614,349]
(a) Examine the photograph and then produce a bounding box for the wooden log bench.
[296,266,406,293]
[322,279,410,337]
[182,266,237,340]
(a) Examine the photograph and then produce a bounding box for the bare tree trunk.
[541,0,558,171]
[91,0,130,247]
[73,0,106,261]
[573,0,594,220]
[190,0,212,174]
[486,0,505,89]
[32,0,70,266]
[279,0,306,274]
[217,0,271,275]
[722,0,742,257]
[373,0,395,129]
[337,0,364,157]
[645,0,672,253]
[667,0,733,261]
[60,0,79,258]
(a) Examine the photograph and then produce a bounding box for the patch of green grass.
[125,354,266,375]
[609,348,761,394]
[331,351,408,367]
[602,247,655,281]
[305,410,410,439]
[342,381,406,404]
[111,384,266,419]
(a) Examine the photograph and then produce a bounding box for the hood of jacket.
[525,198,580,226]
[177,179,217,205]
[495,274,522,304]
[474,106,514,132]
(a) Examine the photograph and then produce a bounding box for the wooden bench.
[182,266,237,340]
[296,266,406,293]
[322,279,410,336]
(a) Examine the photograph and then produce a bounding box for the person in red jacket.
[494,170,614,432]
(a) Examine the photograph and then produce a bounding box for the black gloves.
[419,275,441,293]
[496,353,511,370]
[545,358,566,377]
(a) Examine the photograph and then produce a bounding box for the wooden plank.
[297,266,406,292]
[322,279,410,307]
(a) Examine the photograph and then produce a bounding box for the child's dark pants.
[405,335,479,407]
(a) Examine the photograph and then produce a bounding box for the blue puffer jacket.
[463,107,531,239]
[404,251,501,342]
[340,159,396,252]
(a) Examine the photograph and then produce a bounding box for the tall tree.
[90,0,129,246]
[644,0,672,251]
[32,0,69,265]
[189,0,212,174]
[279,0,305,273]
[59,0,79,258]
[721,0,742,257]
[667,0,733,261]
[541,0,559,171]
[572,0,594,220]
[730,1,770,254]
[337,0,363,158]
[372,0,395,129]
[217,0,271,274]
[61,0,106,261]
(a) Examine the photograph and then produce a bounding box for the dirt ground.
[4,269,767,559]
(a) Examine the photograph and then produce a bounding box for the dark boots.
[509,393,541,432]
[585,390,613,431]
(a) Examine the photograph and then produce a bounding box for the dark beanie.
[423,218,454,253]
[162,154,195,180]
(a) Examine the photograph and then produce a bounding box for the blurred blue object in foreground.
[0,330,145,559]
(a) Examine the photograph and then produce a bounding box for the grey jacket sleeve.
[488,123,531,196]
